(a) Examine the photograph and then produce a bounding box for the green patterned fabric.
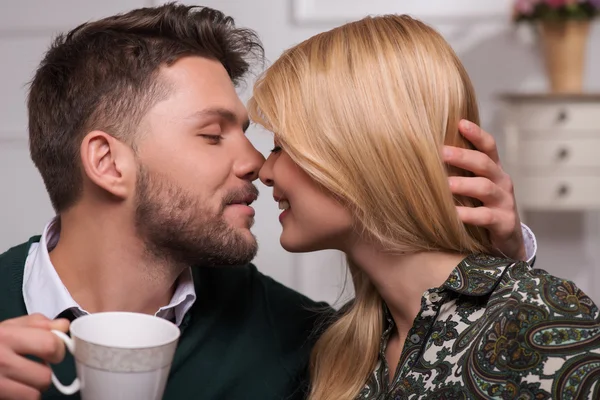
[359,254,600,400]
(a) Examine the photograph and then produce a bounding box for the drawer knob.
[557,184,570,197]
[556,109,569,123]
[556,147,569,160]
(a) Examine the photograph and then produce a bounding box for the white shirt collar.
[22,218,196,326]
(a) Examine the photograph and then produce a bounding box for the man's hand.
[444,119,526,261]
[0,314,69,400]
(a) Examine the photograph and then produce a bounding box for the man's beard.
[134,165,258,268]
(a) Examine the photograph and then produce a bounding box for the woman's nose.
[259,155,275,187]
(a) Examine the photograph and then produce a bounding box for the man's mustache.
[221,184,260,208]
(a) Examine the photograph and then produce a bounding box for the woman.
[249,14,600,400]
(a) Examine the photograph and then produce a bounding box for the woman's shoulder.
[498,260,599,322]
[473,261,600,397]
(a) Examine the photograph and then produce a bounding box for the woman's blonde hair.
[248,14,493,400]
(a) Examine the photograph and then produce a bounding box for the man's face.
[133,56,265,267]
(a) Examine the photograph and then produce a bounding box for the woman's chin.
[280,238,306,253]
[280,235,321,253]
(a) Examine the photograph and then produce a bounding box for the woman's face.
[259,139,354,252]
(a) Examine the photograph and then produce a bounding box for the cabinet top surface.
[499,93,600,102]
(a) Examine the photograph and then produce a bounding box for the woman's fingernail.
[463,120,473,132]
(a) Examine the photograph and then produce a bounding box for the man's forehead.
[159,57,237,98]
[156,56,247,120]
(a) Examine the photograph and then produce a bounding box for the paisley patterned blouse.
[358,254,600,400]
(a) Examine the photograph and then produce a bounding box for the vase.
[538,20,591,94]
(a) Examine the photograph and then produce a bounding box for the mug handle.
[50,330,81,395]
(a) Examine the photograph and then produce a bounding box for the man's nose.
[234,140,266,181]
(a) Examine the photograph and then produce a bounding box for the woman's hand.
[444,120,526,261]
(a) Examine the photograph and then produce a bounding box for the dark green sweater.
[0,236,331,399]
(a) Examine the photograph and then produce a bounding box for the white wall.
[0,0,154,249]
[1,1,599,305]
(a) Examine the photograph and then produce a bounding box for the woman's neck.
[347,242,466,333]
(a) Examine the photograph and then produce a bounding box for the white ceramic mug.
[50,311,181,400]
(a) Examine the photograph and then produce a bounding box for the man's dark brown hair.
[28,2,263,212]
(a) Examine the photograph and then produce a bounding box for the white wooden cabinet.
[500,94,600,302]
[501,94,600,211]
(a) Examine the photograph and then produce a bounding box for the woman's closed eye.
[198,134,223,144]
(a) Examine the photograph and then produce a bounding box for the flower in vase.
[514,0,600,20]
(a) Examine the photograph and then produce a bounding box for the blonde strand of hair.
[309,260,383,400]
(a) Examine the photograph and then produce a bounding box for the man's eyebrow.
[187,108,250,132]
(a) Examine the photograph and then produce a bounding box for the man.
[0,4,533,400]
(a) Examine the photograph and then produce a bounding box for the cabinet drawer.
[519,139,600,168]
[516,176,600,210]
[508,103,600,131]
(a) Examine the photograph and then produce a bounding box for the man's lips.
[225,202,256,217]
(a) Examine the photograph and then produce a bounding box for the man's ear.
[80,131,136,200]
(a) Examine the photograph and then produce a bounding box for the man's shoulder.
[0,236,39,321]
[247,263,329,309]
[0,236,40,269]
[245,263,333,345]
[190,262,331,390]
[194,262,331,311]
